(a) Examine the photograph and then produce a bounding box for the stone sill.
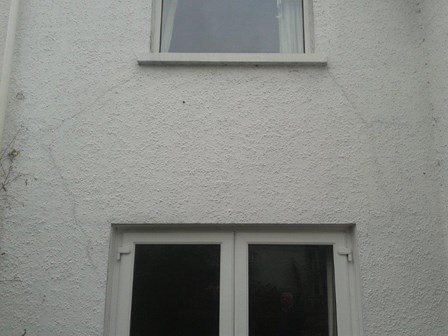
[137,52,327,66]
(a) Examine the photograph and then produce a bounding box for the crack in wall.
[326,69,398,217]
[45,71,135,134]
[0,275,21,282]
[47,145,101,280]
[41,74,136,281]
[327,69,369,127]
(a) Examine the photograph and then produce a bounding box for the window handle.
[337,248,353,262]
[117,246,132,261]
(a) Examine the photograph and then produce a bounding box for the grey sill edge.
[137,52,327,66]
[111,223,355,231]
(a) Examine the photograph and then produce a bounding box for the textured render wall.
[421,0,448,256]
[0,0,12,72]
[0,0,447,335]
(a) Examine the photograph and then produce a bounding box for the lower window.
[105,225,361,336]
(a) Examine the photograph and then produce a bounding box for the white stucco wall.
[0,0,12,70]
[421,0,448,254]
[0,0,447,335]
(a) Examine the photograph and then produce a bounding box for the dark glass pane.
[249,245,336,336]
[130,244,220,336]
[162,0,281,53]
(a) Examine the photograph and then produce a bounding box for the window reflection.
[161,0,304,53]
[249,245,336,336]
[130,244,220,336]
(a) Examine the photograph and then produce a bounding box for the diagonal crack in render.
[47,145,101,280]
[43,74,136,280]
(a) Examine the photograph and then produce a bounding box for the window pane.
[249,245,336,336]
[130,244,221,336]
[161,0,304,53]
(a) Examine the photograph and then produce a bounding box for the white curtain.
[160,0,179,52]
[277,0,304,53]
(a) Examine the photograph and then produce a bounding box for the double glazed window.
[106,226,360,336]
[151,0,311,54]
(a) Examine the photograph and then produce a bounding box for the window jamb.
[150,0,163,53]
[303,0,315,53]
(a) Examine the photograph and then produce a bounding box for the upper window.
[105,224,361,336]
[156,0,305,53]
[140,0,326,65]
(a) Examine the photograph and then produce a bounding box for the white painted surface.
[0,0,12,68]
[0,0,20,145]
[421,0,448,256]
[0,0,447,335]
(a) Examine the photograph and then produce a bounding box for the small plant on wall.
[0,132,20,192]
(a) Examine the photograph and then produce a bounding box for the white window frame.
[137,0,327,65]
[104,224,362,336]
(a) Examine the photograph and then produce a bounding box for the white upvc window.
[104,224,362,336]
[137,0,327,65]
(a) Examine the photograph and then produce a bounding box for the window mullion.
[220,233,235,336]
[234,232,250,336]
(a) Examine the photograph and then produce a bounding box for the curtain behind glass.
[277,0,304,53]
[160,0,304,53]
[160,0,178,52]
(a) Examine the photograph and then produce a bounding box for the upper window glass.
[158,0,305,53]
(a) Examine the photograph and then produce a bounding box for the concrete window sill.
[137,53,327,66]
